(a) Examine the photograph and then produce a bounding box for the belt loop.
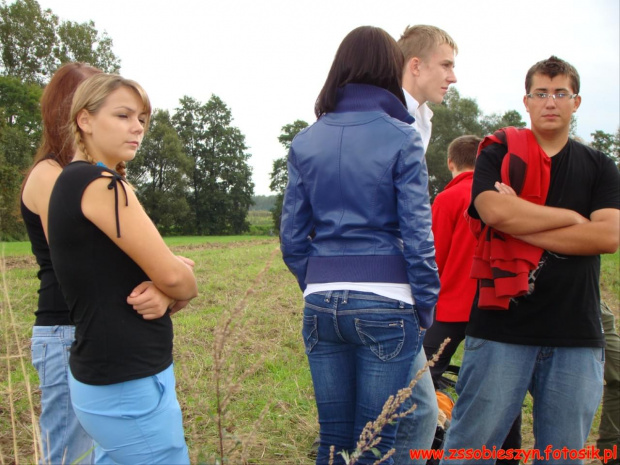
[342,290,349,304]
[399,300,405,309]
[325,290,332,303]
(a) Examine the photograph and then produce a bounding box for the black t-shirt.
[466,139,619,347]
[48,161,173,385]
[21,199,71,326]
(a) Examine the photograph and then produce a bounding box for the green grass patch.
[0,241,32,257]
[2,238,618,463]
[1,237,317,464]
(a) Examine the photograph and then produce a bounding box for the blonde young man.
[392,25,458,465]
[399,25,457,150]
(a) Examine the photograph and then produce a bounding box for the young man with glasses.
[440,56,619,463]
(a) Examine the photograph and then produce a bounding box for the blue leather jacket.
[280,84,439,328]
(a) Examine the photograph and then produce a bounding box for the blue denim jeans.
[441,337,604,465]
[31,325,94,465]
[303,290,425,465]
[68,364,189,464]
[391,349,438,464]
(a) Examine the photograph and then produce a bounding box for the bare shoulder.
[82,175,138,206]
[81,176,141,225]
[22,159,63,214]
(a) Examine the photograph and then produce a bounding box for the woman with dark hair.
[21,62,101,464]
[280,26,439,464]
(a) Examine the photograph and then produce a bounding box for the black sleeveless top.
[48,161,173,385]
[21,198,71,326]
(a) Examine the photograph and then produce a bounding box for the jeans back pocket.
[302,315,318,354]
[355,318,405,361]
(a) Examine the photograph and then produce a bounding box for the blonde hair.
[397,25,458,62]
[70,73,152,177]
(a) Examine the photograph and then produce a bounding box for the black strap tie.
[106,174,128,238]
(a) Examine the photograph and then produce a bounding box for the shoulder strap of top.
[97,165,128,238]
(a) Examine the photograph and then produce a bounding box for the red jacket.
[469,127,551,310]
[432,171,477,322]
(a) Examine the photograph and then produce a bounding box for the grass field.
[0,239,618,464]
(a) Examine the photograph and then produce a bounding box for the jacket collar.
[334,84,414,124]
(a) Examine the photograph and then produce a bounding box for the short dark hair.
[315,26,406,118]
[525,55,580,94]
[448,135,480,171]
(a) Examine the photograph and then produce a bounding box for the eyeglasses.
[526,92,578,101]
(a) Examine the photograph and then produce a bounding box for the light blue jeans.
[31,325,94,465]
[303,290,425,465]
[391,349,438,464]
[68,363,189,465]
[441,336,604,465]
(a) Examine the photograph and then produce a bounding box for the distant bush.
[250,195,276,211]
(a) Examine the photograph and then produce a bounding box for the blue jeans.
[68,364,189,464]
[391,350,438,464]
[303,291,425,465]
[441,337,604,465]
[31,325,94,465]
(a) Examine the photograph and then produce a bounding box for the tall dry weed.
[0,254,42,464]
[331,338,451,465]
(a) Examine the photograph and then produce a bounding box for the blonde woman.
[48,74,197,464]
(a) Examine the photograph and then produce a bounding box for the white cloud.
[38,0,620,194]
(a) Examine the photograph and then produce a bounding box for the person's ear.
[408,57,421,77]
[572,94,582,112]
[523,95,530,113]
[77,109,92,135]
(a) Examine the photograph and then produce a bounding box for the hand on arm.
[82,178,198,301]
[474,185,588,235]
[127,281,174,320]
[127,254,196,320]
[515,208,619,255]
[489,182,619,255]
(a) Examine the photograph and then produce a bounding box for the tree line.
[268,88,620,233]
[1,0,618,239]
[0,0,253,240]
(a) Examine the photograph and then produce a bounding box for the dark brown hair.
[315,26,406,118]
[525,55,580,94]
[448,135,480,171]
[28,63,102,173]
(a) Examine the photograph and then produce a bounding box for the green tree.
[0,75,41,167]
[481,110,526,135]
[55,19,119,73]
[426,88,526,199]
[0,76,42,239]
[0,0,119,83]
[590,129,619,166]
[127,109,191,235]
[269,119,308,232]
[426,88,484,199]
[172,95,254,235]
[0,0,119,239]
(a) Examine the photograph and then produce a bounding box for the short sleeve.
[467,143,508,219]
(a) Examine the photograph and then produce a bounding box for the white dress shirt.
[403,89,433,151]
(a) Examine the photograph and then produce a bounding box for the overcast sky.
[38,0,620,195]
